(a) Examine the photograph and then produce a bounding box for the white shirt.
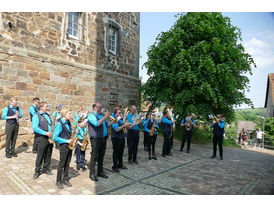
[256,131,264,139]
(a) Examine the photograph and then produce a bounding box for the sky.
[140,12,274,109]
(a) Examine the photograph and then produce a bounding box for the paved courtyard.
[0,133,274,195]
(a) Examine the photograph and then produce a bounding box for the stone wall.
[0,12,140,150]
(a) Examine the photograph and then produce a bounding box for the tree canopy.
[142,12,256,122]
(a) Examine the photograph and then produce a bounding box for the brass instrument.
[149,119,157,136]
[68,123,79,150]
[123,107,129,134]
[49,106,58,144]
[166,107,175,131]
[81,130,89,151]
[212,116,218,124]
[185,117,193,131]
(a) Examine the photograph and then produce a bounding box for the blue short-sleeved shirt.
[2,105,23,120]
[126,113,140,130]
[87,112,108,137]
[32,111,52,136]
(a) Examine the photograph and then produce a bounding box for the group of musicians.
[2,97,226,189]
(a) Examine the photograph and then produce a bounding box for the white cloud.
[243,38,274,67]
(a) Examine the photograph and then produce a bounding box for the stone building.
[0,12,140,149]
[264,73,274,118]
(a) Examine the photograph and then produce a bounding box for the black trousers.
[5,123,19,153]
[75,139,85,168]
[127,129,139,161]
[35,136,53,173]
[213,134,224,157]
[143,132,149,148]
[148,134,157,156]
[170,132,173,149]
[181,130,193,151]
[112,137,125,169]
[162,131,171,155]
[89,138,106,176]
[56,144,72,182]
[33,135,39,152]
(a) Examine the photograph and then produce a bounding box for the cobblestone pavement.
[0,133,274,195]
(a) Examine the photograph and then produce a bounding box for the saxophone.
[48,106,58,144]
[81,130,89,151]
[149,119,156,136]
[68,123,79,150]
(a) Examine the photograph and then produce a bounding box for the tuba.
[123,107,129,134]
[185,117,193,131]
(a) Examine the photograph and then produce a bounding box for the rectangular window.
[109,92,118,105]
[108,26,117,54]
[68,12,81,39]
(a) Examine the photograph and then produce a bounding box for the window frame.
[67,12,82,40]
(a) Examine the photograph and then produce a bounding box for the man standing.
[32,102,53,179]
[142,113,149,151]
[2,97,22,158]
[180,113,196,153]
[161,111,175,157]
[111,109,129,173]
[29,97,40,154]
[254,128,264,148]
[127,105,141,164]
[210,114,225,160]
[88,102,111,181]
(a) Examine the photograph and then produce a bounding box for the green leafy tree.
[142,12,256,122]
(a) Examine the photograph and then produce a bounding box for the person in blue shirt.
[74,105,84,124]
[2,97,23,158]
[32,102,53,179]
[144,113,159,160]
[111,108,129,173]
[111,102,122,118]
[29,97,40,154]
[210,114,226,160]
[53,109,73,189]
[126,105,141,164]
[179,113,196,153]
[142,113,149,151]
[74,118,88,172]
[161,110,175,157]
[87,102,113,182]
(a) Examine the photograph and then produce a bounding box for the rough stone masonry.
[0,12,141,149]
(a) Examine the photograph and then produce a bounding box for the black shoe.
[186,150,190,153]
[149,156,152,160]
[133,160,139,164]
[63,180,72,187]
[43,170,53,175]
[56,181,64,189]
[33,172,40,179]
[32,151,37,154]
[98,173,108,179]
[128,160,133,165]
[89,175,98,181]
[6,152,11,158]
[162,154,166,157]
[82,167,87,172]
[167,153,173,156]
[10,151,17,157]
[211,155,216,159]
[179,149,183,152]
[152,156,157,160]
[112,167,120,173]
[220,157,223,160]
[119,165,128,170]
[76,165,80,171]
